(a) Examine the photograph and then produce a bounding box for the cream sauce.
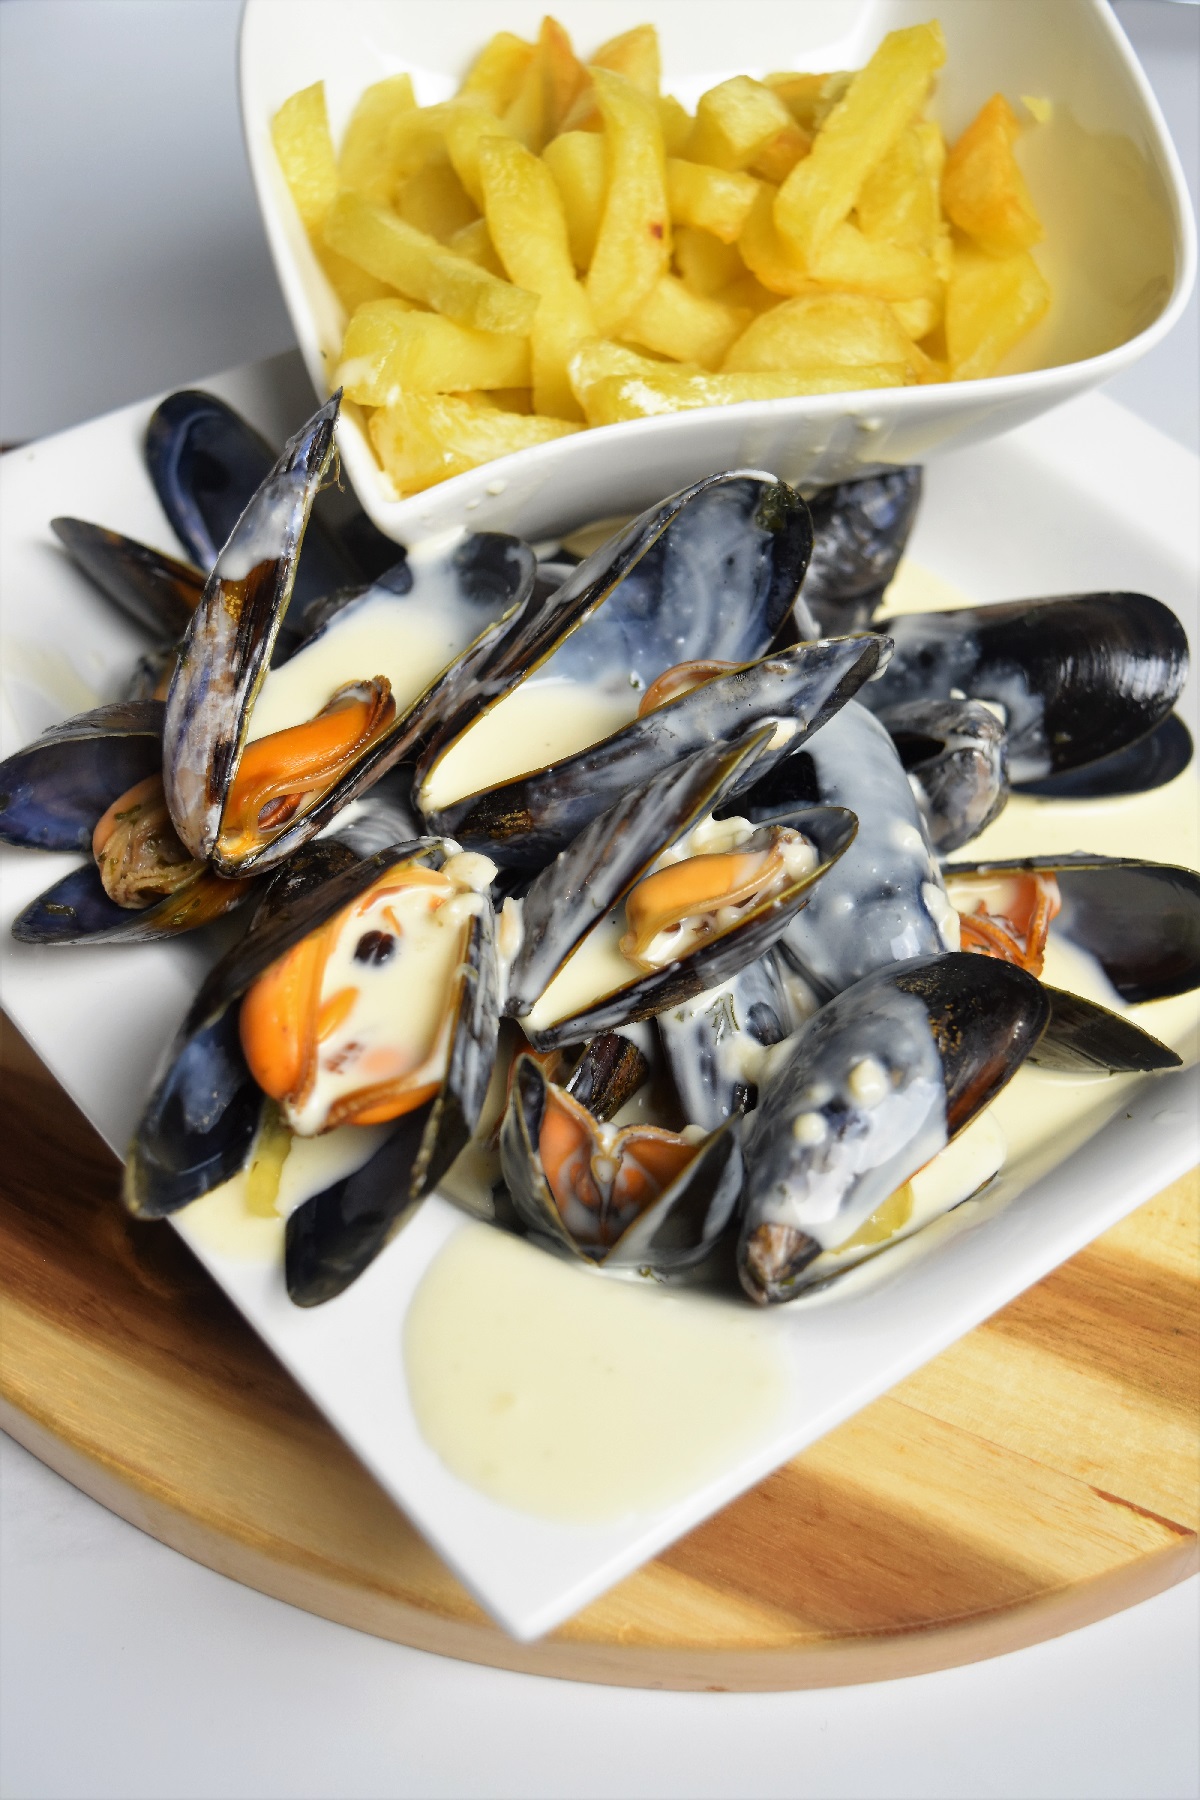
[420,676,637,812]
[403,1222,789,1523]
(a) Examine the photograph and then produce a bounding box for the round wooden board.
[1,1014,1196,1691]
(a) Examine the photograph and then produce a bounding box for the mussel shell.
[944,854,1200,1004]
[861,594,1189,782]
[563,1031,650,1123]
[1029,987,1181,1074]
[50,518,204,641]
[738,953,1049,1303]
[11,861,254,946]
[878,697,1009,854]
[161,395,340,865]
[799,466,922,634]
[740,702,956,1001]
[415,471,815,835]
[0,701,164,851]
[1014,711,1193,799]
[500,1054,744,1273]
[285,899,500,1306]
[658,947,814,1133]
[423,635,885,867]
[144,388,395,599]
[123,840,440,1217]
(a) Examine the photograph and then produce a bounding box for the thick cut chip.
[370,393,581,495]
[945,242,1050,378]
[857,120,945,250]
[724,293,923,377]
[323,191,538,334]
[502,16,588,152]
[449,218,506,276]
[738,187,821,296]
[272,83,338,234]
[580,364,910,426]
[395,160,478,242]
[337,299,531,400]
[686,76,795,172]
[338,74,417,204]
[764,70,852,135]
[586,69,670,333]
[673,226,742,296]
[891,295,941,341]
[748,123,812,185]
[623,275,748,369]
[806,219,940,302]
[774,22,946,264]
[567,338,698,413]
[942,94,1044,256]
[657,95,693,156]
[543,131,608,270]
[478,136,595,419]
[561,23,662,131]
[666,160,761,244]
[457,31,536,114]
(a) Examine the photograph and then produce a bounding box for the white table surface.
[0,5,1197,1797]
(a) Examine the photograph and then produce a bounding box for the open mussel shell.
[944,854,1200,1004]
[500,1054,745,1274]
[1014,711,1193,799]
[878,697,1008,854]
[737,702,958,1001]
[50,518,204,642]
[860,594,1189,783]
[798,466,922,634]
[1030,986,1181,1074]
[145,387,397,600]
[414,471,816,845]
[0,701,164,852]
[738,953,1050,1304]
[506,732,858,1050]
[123,840,437,1218]
[11,860,254,946]
[162,394,341,866]
[285,899,500,1306]
[424,634,884,869]
[658,947,818,1133]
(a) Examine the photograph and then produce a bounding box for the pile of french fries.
[271,18,1051,497]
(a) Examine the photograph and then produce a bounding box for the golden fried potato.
[738,187,820,296]
[568,339,694,413]
[272,84,391,311]
[623,274,749,369]
[560,23,662,131]
[673,226,743,296]
[395,160,478,242]
[324,191,538,334]
[666,160,761,244]
[856,120,945,250]
[656,95,693,156]
[807,220,940,302]
[945,242,1050,377]
[337,299,531,400]
[370,392,581,495]
[942,94,1043,256]
[478,135,595,418]
[763,70,851,134]
[338,74,417,204]
[581,363,910,426]
[448,218,506,276]
[457,31,535,114]
[723,292,920,376]
[543,131,608,270]
[686,76,795,172]
[503,16,588,152]
[586,69,670,333]
[775,22,946,263]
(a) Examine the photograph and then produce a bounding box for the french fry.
[440,105,520,207]
[666,160,761,244]
[808,220,940,302]
[586,69,670,334]
[580,364,910,426]
[337,299,531,401]
[370,392,581,496]
[456,31,535,115]
[774,22,946,263]
[656,95,694,156]
[942,94,1043,256]
[560,23,662,131]
[503,16,587,152]
[478,135,595,419]
[763,70,851,134]
[723,292,921,376]
[738,187,820,296]
[568,338,703,412]
[891,296,940,341]
[673,226,742,297]
[856,121,944,249]
[272,83,338,235]
[338,74,417,204]
[945,242,1050,378]
[623,275,748,369]
[686,76,796,172]
[395,160,478,242]
[543,131,608,270]
[748,123,811,185]
[448,218,506,277]
[324,191,538,334]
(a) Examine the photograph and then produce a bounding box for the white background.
[0,4,1197,1797]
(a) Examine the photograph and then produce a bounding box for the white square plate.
[239,0,1196,544]
[1,352,1197,1640]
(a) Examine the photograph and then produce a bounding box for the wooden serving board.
[1,1011,1196,1692]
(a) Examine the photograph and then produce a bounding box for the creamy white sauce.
[403,1222,789,1523]
[214,482,298,583]
[420,675,637,811]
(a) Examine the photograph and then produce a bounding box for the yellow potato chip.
[586,69,670,333]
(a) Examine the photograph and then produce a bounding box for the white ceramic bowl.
[240,0,1195,545]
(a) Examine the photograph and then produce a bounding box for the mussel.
[877,697,1009,854]
[737,953,1050,1304]
[50,518,204,643]
[797,466,923,634]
